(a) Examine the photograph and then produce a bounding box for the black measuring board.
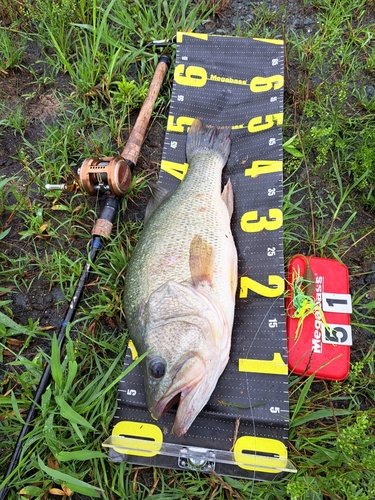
[105,33,295,480]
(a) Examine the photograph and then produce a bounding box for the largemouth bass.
[124,119,238,436]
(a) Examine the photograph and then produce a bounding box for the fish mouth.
[150,355,206,435]
[150,379,195,421]
[160,393,181,417]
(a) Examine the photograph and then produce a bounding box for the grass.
[0,0,375,498]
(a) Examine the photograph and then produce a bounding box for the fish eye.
[149,358,166,379]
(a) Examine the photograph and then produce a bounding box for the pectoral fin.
[221,179,234,218]
[189,235,214,287]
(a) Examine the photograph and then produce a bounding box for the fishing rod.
[0,53,171,500]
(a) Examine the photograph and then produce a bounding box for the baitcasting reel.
[78,155,131,196]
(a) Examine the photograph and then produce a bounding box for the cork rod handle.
[121,55,171,167]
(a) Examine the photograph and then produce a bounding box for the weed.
[0,176,16,216]
[0,103,27,135]
[22,0,91,54]
[0,28,26,73]
[240,2,285,39]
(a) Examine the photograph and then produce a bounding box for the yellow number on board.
[174,64,207,87]
[245,160,282,178]
[250,75,284,93]
[240,208,282,232]
[167,115,195,133]
[248,113,283,133]
[160,160,188,181]
[240,275,284,298]
[112,421,163,457]
[234,435,288,472]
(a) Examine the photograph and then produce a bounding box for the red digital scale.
[286,255,352,380]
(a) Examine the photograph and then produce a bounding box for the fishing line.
[243,296,281,499]
[94,183,100,217]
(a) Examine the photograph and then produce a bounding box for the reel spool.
[78,156,132,196]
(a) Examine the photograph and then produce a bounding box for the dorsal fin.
[144,183,171,223]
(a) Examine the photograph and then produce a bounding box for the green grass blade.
[55,395,94,430]
[55,450,107,461]
[43,24,74,76]
[51,334,63,388]
[63,359,78,396]
[291,408,353,428]
[37,457,103,497]
[290,374,315,424]
[0,312,32,335]
[71,421,85,443]
[73,348,149,409]
[0,227,11,240]
[10,390,25,424]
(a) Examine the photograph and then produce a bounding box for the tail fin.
[186,119,231,165]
